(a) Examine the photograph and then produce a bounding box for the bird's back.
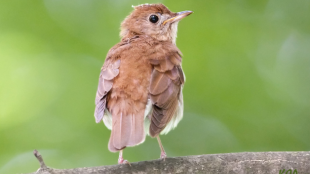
[95,35,184,152]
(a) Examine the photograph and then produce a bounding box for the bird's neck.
[121,23,179,45]
[121,31,138,39]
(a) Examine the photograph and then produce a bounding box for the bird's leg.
[118,150,131,165]
[157,136,167,160]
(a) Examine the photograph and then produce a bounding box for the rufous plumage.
[94,3,192,164]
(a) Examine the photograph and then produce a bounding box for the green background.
[1,0,309,173]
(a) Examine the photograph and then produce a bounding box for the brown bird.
[94,3,192,164]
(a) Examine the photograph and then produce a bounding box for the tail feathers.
[108,110,145,152]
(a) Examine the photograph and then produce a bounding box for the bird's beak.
[163,11,193,25]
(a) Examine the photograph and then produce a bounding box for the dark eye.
[149,15,159,23]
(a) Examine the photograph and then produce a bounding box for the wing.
[148,52,185,137]
[94,59,120,123]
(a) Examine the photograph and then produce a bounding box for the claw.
[118,158,131,166]
[118,150,131,166]
[160,151,167,161]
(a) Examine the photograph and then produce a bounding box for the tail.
[108,109,145,152]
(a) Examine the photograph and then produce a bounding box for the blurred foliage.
[0,0,310,173]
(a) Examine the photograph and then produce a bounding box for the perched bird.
[94,3,192,164]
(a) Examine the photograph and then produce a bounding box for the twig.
[33,150,47,169]
[33,150,51,174]
[28,151,310,174]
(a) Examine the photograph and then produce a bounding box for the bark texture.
[30,151,310,174]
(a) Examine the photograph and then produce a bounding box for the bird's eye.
[149,15,159,23]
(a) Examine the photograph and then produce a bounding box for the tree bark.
[30,151,310,174]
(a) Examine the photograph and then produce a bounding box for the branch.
[30,151,310,174]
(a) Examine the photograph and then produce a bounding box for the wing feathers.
[101,68,119,80]
[94,59,120,123]
[149,69,171,95]
[148,51,184,137]
[151,80,178,108]
[154,58,174,72]
[150,98,179,136]
[165,66,179,81]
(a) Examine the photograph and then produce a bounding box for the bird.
[94,3,192,164]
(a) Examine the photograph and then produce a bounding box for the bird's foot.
[118,157,131,166]
[160,151,167,161]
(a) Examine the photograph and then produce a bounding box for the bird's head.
[120,4,192,44]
